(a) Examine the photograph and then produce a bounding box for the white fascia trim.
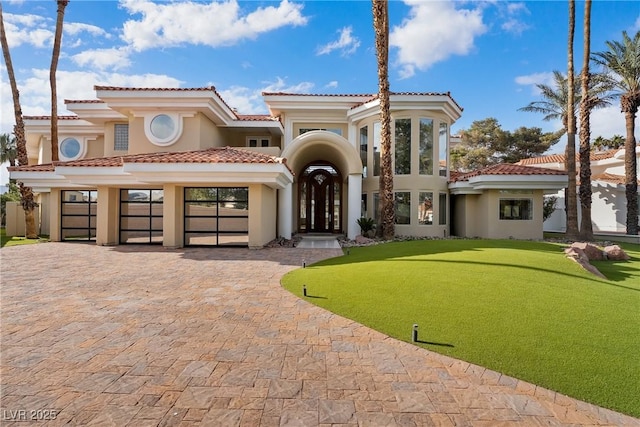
[227,120,284,133]
[467,174,568,190]
[447,182,483,195]
[123,162,294,188]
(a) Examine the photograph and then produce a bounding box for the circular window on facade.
[59,137,82,160]
[150,114,175,141]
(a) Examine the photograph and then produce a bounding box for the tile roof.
[94,85,217,92]
[23,116,81,121]
[450,163,567,182]
[64,99,105,104]
[235,114,280,122]
[9,147,292,173]
[516,149,619,166]
[93,85,241,120]
[263,91,464,112]
[592,172,640,185]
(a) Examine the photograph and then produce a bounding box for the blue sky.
[1,0,639,186]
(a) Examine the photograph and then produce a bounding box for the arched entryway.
[278,130,363,239]
[298,162,342,233]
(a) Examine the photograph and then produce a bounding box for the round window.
[150,114,175,140]
[60,137,81,159]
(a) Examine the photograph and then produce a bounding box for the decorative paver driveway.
[1,243,638,426]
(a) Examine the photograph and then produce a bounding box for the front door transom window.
[298,163,342,233]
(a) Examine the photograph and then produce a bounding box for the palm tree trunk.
[373,0,394,239]
[578,0,593,241]
[50,0,69,162]
[1,3,38,238]
[623,104,639,235]
[565,0,579,240]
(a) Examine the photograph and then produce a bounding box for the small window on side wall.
[114,124,129,151]
[247,137,270,148]
[500,199,533,220]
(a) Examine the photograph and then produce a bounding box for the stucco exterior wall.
[248,184,276,248]
[484,189,544,240]
[5,202,39,237]
[104,122,129,157]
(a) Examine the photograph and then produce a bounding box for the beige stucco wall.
[96,186,119,245]
[248,184,276,248]
[485,189,543,239]
[162,184,184,248]
[49,189,61,241]
[454,190,543,240]
[5,202,40,237]
[104,122,129,157]
[127,114,224,155]
[38,193,50,236]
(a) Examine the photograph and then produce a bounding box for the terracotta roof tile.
[8,163,56,172]
[592,172,640,185]
[9,147,292,173]
[94,85,216,92]
[516,149,619,166]
[450,163,567,182]
[264,91,463,112]
[94,85,240,119]
[23,115,81,121]
[64,99,105,104]
[235,114,279,122]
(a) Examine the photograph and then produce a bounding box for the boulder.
[564,247,589,263]
[355,235,374,245]
[570,242,605,261]
[604,245,630,261]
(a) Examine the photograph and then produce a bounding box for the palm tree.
[1,3,38,238]
[593,31,640,235]
[372,0,394,239]
[565,0,578,240]
[50,0,69,162]
[578,0,593,240]
[0,133,17,167]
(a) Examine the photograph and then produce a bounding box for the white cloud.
[64,22,111,38]
[500,2,530,36]
[0,67,183,134]
[590,105,638,140]
[325,81,338,89]
[261,76,314,94]
[390,0,486,79]
[218,77,315,114]
[316,26,361,57]
[2,12,53,48]
[120,0,308,52]
[514,72,555,94]
[71,47,132,71]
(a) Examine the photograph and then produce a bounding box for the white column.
[278,183,293,239]
[347,174,362,239]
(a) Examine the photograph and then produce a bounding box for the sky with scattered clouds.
[1,0,639,185]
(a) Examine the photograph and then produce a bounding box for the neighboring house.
[516,147,640,234]
[9,86,567,247]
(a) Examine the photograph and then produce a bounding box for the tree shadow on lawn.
[405,258,640,292]
[328,239,566,266]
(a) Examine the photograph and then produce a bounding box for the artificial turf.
[281,239,640,418]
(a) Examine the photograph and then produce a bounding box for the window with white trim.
[500,199,533,220]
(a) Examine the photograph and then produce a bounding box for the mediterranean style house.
[516,147,640,235]
[8,86,568,247]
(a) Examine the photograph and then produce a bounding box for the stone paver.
[1,242,638,426]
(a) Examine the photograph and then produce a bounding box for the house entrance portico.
[299,162,342,234]
[278,131,363,240]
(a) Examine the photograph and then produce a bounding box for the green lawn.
[0,227,48,248]
[282,239,640,417]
